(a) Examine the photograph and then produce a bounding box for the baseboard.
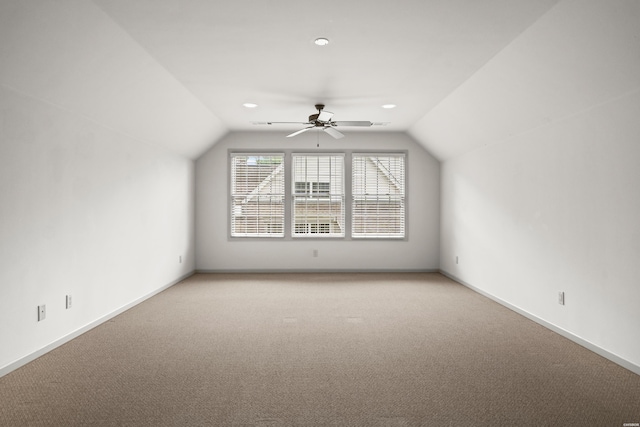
[0,271,195,378]
[440,270,640,376]
[196,269,440,274]
[12,270,633,379]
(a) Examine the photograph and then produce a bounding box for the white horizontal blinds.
[292,154,345,237]
[352,154,406,238]
[230,154,284,237]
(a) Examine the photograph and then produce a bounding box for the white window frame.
[352,153,406,239]
[229,153,285,237]
[292,153,345,238]
[229,150,407,240]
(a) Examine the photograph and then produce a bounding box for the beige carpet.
[1,273,639,426]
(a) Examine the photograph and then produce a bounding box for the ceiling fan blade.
[317,110,334,122]
[332,121,373,127]
[286,126,315,138]
[323,127,345,139]
[252,121,311,125]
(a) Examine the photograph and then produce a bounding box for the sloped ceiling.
[0,0,226,159]
[3,1,637,161]
[409,0,640,160]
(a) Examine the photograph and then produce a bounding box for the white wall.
[417,0,640,373]
[0,84,195,373]
[441,88,640,372]
[196,131,440,271]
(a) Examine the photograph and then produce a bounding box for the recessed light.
[382,104,397,109]
[243,103,258,108]
[314,37,329,46]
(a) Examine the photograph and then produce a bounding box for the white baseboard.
[10,269,633,380]
[440,270,640,376]
[196,269,440,274]
[0,271,195,378]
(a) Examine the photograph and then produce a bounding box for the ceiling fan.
[253,104,387,139]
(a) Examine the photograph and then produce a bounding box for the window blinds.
[230,154,284,237]
[292,154,345,237]
[352,154,406,238]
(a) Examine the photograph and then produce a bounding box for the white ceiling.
[91,0,560,131]
[2,1,639,160]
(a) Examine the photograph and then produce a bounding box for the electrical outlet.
[313,249,318,258]
[66,294,72,309]
[179,255,182,264]
[558,291,565,305]
[38,305,46,321]
[456,256,459,265]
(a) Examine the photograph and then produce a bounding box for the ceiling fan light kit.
[254,104,385,140]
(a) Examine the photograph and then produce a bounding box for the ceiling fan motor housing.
[310,104,330,125]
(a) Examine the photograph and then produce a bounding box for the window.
[294,181,331,195]
[294,222,331,234]
[292,154,345,237]
[230,154,284,237]
[352,154,405,238]
[229,151,405,239]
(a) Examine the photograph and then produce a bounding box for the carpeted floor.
[1,273,639,426]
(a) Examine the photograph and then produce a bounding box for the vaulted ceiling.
[2,1,638,160]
